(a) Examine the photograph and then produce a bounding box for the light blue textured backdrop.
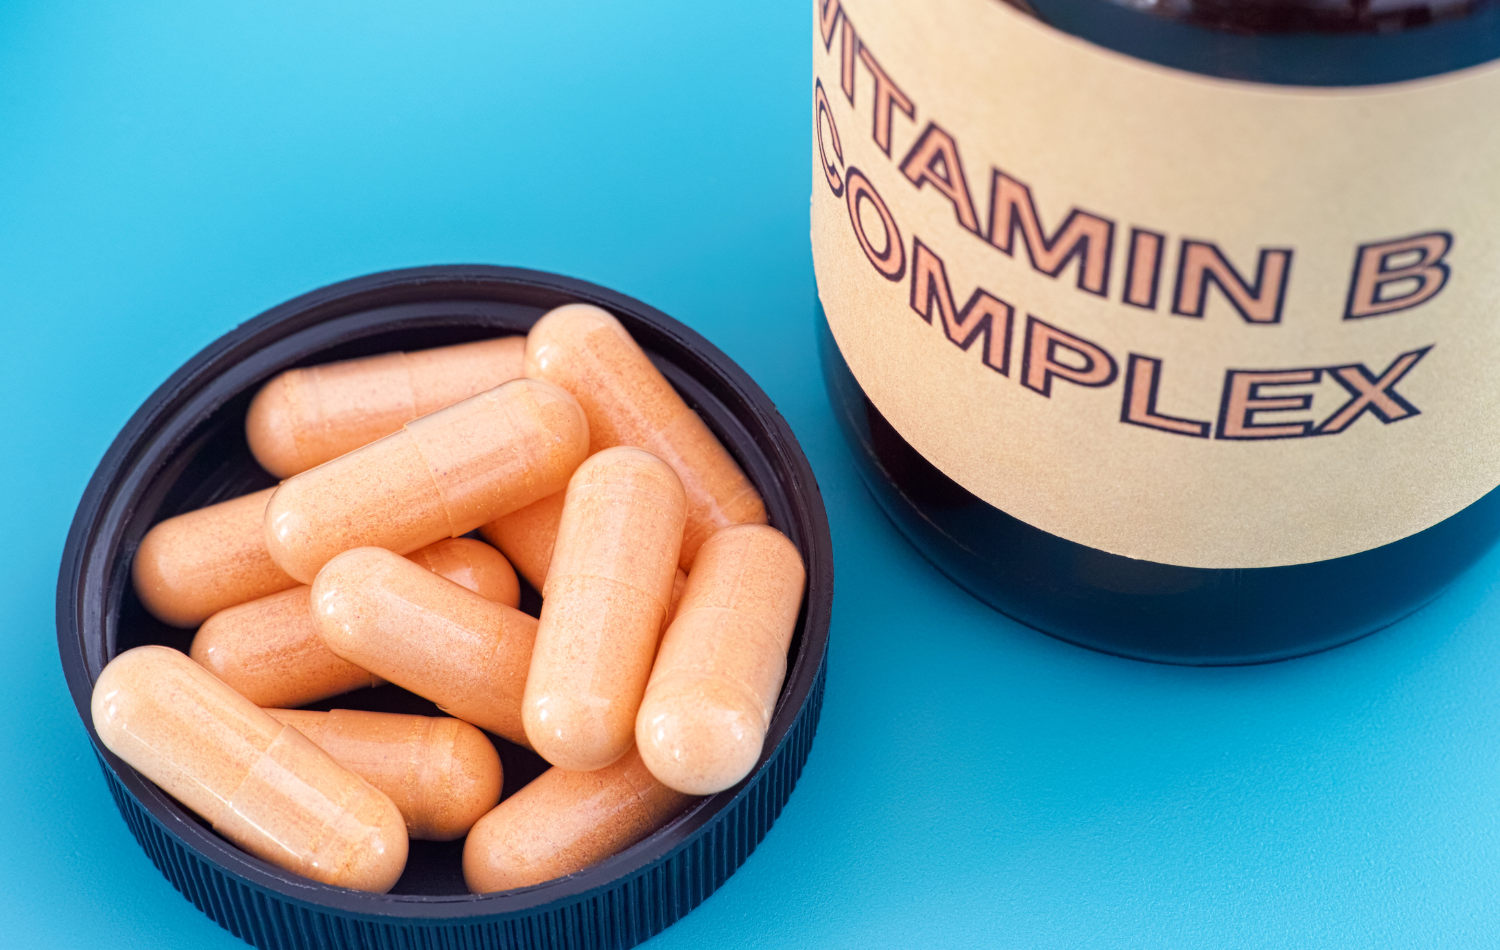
[3,2,1499,947]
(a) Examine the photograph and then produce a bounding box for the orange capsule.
[525,304,766,568]
[247,336,527,478]
[92,646,407,893]
[190,538,519,709]
[462,748,693,893]
[477,490,564,591]
[313,547,538,747]
[132,487,298,628]
[480,492,689,615]
[663,567,687,634]
[265,377,589,584]
[522,447,686,771]
[191,586,376,709]
[403,536,520,608]
[266,708,502,842]
[636,524,805,795]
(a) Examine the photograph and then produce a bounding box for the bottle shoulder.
[1004,0,1500,85]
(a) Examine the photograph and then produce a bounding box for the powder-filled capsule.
[132,487,298,628]
[480,491,689,615]
[266,377,589,584]
[267,708,502,841]
[522,448,686,771]
[478,490,565,591]
[635,524,805,795]
[192,586,377,709]
[247,336,527,478]
[92,645,407,893]
[313,547,538,747]
[191,538,519,709]
[664,567,687,632]
[462,748,693,893]
[404,536,520,608]
[525,304,765,568]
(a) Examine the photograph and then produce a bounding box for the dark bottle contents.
[819,0,1500,664]
[821,308,1500,664]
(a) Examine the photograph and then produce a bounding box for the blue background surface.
[4,2,1500,947]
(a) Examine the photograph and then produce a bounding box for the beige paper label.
[811,0,1500,569]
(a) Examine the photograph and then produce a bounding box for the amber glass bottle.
[813,0,1500,663]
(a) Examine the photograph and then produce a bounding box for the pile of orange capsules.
[90,304,806,894]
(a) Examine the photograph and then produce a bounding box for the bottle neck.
[1011,0,1500,85]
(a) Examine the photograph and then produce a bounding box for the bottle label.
[812,0,1500,569]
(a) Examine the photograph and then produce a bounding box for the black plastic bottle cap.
[57,265,834,949]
